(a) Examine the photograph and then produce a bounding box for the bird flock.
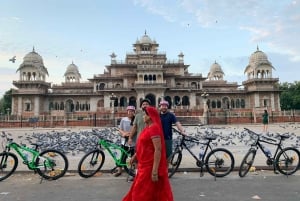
[1,124,300,156]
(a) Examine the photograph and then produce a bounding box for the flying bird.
[9,56,16,63]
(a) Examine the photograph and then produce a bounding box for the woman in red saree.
[122,106,174,201]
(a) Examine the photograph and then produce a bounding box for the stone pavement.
[1,122,300,173]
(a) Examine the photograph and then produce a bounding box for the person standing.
[122,106,174,201]
[262,109,269,132]
[159,100,185,159]
[113,105,136,177]
[128,98,151,146]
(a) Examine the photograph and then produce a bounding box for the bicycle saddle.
[205,135,217,141]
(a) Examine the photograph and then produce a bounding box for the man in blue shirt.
[159,100,185,159]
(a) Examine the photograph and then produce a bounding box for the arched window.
[212,100,216,108]
[236,99,240,108]
[241,99,245,108]
[182,96,190,106]
[217,100,221,108]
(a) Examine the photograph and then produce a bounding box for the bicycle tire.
[0,152,18,181]
[275,147,300,175]
[205,148,235,177]
[36,149,69,180]
[78,149,105,178]
[168,149,182,178]
[238,149,256,177]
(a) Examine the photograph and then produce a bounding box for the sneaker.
[127,176,134,182]
[113,171,122,177]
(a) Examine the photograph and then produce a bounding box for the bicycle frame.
[175,135,212,166]
[2,138,54,170]
[98,139,133,167]
[246,129,284,163]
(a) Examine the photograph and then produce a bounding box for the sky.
[1,0,300,97]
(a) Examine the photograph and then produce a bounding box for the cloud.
[132,0,300,62]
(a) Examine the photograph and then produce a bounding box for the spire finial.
[32,46,35,52]
[257,45,259,51]
[145,30,147,35]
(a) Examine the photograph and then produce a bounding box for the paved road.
[0,171,299,201]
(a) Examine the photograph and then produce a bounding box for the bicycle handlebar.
[244,128,277,142]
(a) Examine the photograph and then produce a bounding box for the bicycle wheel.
[36,149,69,180]
[78,149,105,178]
[0,152,18,181]
[275,147,300,175]
[205,148,235,177]
[239,149,256,177]
[168,149,182,178]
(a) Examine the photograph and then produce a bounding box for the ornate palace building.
[11,32,281,126]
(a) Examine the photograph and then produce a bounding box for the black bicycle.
[168,128,235,178]
[239,128,300,177]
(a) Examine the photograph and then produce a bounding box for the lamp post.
[110,93,117,126]
[201,91,209,125]
[6,108,10,122]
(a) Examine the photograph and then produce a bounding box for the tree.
[279,81,300,110]
[0,89,12,115]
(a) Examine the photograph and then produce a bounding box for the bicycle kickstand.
[39,176,45,184]
[200,166,204,177]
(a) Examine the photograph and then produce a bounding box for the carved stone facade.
[11,33,281,123]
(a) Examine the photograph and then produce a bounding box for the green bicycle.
[78,130,135,178]
[0,131,69,181]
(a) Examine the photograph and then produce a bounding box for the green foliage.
[279,81,300,110]
[0,89,12,114]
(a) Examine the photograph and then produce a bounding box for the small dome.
[209,61,224,73]
[207,61,224,80]
[64,62,81,83]
[64,62,81,77]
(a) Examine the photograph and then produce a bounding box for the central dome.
[140,34,152,44]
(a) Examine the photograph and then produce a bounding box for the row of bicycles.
[1,127,300,182]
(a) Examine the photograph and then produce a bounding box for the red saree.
[122,107,173,201]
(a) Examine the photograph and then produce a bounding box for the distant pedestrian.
[262,109,269,132]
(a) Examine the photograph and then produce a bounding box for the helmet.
[159,100,169,106]
[140,98,151,107]
[126,105,136,111]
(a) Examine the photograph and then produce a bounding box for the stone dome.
[64,62,81,83]
[244,46,275,79]
[209,62,223,73]
[64,62,81,76]
[249,47,271,65]
[136,31,156,44]
[140,34,152,44]
[17,47,49,77]
[207,61,224,80]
